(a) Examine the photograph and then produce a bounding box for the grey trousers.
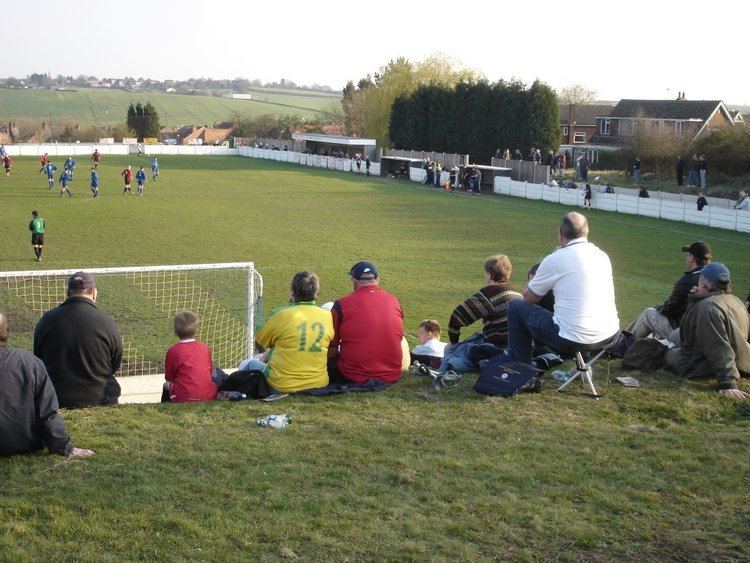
[626,307,674,340]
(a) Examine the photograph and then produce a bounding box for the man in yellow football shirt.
[250,271,334,395]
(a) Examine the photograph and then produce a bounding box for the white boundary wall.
[492,177,750,234]
[238,146,381,176]
[3,143,239,157]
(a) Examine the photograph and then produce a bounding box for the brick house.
[559,104,614,145]
[590,97,735,145]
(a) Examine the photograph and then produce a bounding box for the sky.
[6,0,749,105]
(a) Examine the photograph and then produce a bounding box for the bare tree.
[558,84,597,105]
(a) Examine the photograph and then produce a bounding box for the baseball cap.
[681,241,712,261]
[349,261,378,281]
[68,271,96,291]
[700,262,730,284]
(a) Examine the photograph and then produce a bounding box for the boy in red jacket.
[162,310,217,403]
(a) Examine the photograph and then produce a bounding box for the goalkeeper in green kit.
[29,211,46,262]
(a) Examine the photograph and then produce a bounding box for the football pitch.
[1,156,749,560]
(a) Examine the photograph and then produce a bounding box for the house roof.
[609,99,723,121]
[559,104,613,125]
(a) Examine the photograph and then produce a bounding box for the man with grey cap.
[665,262,750,399]
[625,241,712,340]
[34,271,123,408]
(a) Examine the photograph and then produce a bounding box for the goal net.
[0,262,263,377]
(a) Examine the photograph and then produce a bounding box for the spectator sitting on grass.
[439,255,522,373]
[0,313,94,458]
[664,263,750,400]
[162,311,217,403]
[238,271,334,398]
[638,185,650,198]
[697,192,708,211]
[624,242,711,341]
[328,262,404,385]
[410,320,447,369]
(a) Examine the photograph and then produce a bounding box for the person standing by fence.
[688,154,700,187]
[676,155,684,186]
[632,155,641,183]
[699,155,707,189]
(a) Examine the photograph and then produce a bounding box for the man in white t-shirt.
[507,212,620,364]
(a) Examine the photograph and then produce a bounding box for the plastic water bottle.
[217,391,247,401]
[256,414,291,428]
[551,370,572,382]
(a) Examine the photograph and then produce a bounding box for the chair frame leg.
[556,350,606,398]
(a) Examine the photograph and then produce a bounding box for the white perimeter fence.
[491,177,750,234]
[3,143,239,157]
[237,147,381,176]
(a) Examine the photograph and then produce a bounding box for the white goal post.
[0,262,263,377]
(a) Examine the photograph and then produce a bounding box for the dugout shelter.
[291,133,377,161]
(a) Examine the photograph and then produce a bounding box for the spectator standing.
[688,154,700,187]
[699,154,707,189]
[34,272,123,409]
[676,155,685,186]
[502,148,511,160]
[632,155,642,183]
[579,154,591,181]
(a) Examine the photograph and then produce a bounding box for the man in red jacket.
[328,261,404,384]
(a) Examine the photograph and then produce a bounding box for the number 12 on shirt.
[296,322,325,352]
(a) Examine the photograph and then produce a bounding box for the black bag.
[621,338,668,371]
[474,358,543,397]
[217,369,273,399]
[609,330,636,359]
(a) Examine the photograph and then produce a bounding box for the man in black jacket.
[34,271,123,409]
[625,242,712,339]
[0,313,93,457]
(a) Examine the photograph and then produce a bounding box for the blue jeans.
[688,170,698,187]
[506,300,580,363]
[633,169,640,183]
[699,169,706,188]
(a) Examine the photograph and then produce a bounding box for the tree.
[527,81,561,154]
[341,54,483,146]
[126,102,161,140]
[557,84,597,105]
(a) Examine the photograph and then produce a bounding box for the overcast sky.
[6,0,748,105]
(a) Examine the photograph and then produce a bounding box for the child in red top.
[163,310,217,403]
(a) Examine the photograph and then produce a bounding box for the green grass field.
[1,156,749,560]
[0,87,338,129]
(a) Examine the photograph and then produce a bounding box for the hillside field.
[0,87,338,129]
[0,156,749,560]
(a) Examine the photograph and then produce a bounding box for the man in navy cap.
[625,241,712,340]
[665,262,750,399]
[328,261,404,384]
[34,271,123,408]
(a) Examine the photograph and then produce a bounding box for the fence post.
[524,181,528,199]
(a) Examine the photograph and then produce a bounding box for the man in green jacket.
[665,263,750,399]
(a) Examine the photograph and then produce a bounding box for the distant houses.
[559,95,741,164]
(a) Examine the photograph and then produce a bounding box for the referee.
[29,211,45,262]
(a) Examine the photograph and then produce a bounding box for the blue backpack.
[474,357,543,397]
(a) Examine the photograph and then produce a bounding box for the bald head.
[559,212,589,243]
[0,313,7,348]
